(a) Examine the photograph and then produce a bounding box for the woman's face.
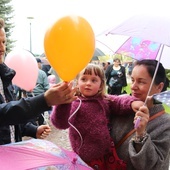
[130,65,162,102]
[113,59,120,66]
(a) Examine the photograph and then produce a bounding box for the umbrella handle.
[134,116,141,129]
[134,45,164,129]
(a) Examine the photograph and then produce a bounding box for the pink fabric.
[0,145,66,170]
[116,37,161,60]
[0,139,92,170]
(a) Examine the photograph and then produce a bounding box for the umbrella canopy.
[153,90,170,107]
[0,139,92,170]
[92,48,105,60]
[104,14,170,69]
[105,14,170,46]
[116,37,161,60]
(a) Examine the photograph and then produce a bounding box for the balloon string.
[68,98,83,151]
[134,44,164,129]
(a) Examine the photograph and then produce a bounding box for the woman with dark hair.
[105,58,127,95]
[110,59,170,170]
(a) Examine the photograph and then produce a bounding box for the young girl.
[50,63,145,169]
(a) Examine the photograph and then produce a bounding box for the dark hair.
[113,58,121,62]
[162,77,169,91]
[134,59,166,90]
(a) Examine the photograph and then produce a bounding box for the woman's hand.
[134,105,150,136]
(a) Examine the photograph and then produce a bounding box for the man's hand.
[44,81,77,106]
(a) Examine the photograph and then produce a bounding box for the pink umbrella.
[0,139,92,170]
[103,14,170,69]
[116,37,161,60]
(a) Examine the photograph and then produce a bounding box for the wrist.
[133,131,148,144]
[136,130,146,137]
[44,93,51,107]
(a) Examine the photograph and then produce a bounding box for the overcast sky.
[11,0,170,55]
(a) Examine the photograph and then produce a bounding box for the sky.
[11,0,170,55]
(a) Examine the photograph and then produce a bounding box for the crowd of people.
[1,17,170,170]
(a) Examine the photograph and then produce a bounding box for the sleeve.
[105,65,112,85]
[109,95,137,115]
[128,114,170,170]
[21,122,37,138]
[0,94,51,125]
[50,103,72,129]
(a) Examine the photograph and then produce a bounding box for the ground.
[23,117,72,151]
[45,120,71,150]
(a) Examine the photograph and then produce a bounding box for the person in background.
[48,74,56,88]
[31,58,50,96]
[41,56,51,77]
[50,63,145,170]
[48,66,60,84]
[27,58,50,125]
[110,59,170,170]
[0,18,77,142]
[127,62,134,77]
[102,61,110,71]
[105,58,127,95]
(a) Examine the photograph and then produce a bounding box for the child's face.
[77,70,101,97]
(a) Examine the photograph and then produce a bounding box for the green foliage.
[165,69,170,81]
[0,0,15,53]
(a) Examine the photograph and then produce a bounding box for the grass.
[124,84,170,114]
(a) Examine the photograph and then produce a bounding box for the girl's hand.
[131,101,144,112]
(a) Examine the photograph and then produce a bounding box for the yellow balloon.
[44,15,95,81]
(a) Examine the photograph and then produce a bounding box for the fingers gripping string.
[68,98,83,151]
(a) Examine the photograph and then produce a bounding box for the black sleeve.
[21,122,38,138]
[105,65,113,85]
[0,94,51,125]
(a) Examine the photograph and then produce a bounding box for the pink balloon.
[5,49,38,91]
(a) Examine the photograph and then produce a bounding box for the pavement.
[23,116,72,151]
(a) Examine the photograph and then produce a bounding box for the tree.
[0,0,15,54]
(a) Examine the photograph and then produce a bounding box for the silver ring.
[138,116,142,120]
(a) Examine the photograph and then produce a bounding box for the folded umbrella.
[0,139,92,170]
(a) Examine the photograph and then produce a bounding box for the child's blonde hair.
[76,63,106,96]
